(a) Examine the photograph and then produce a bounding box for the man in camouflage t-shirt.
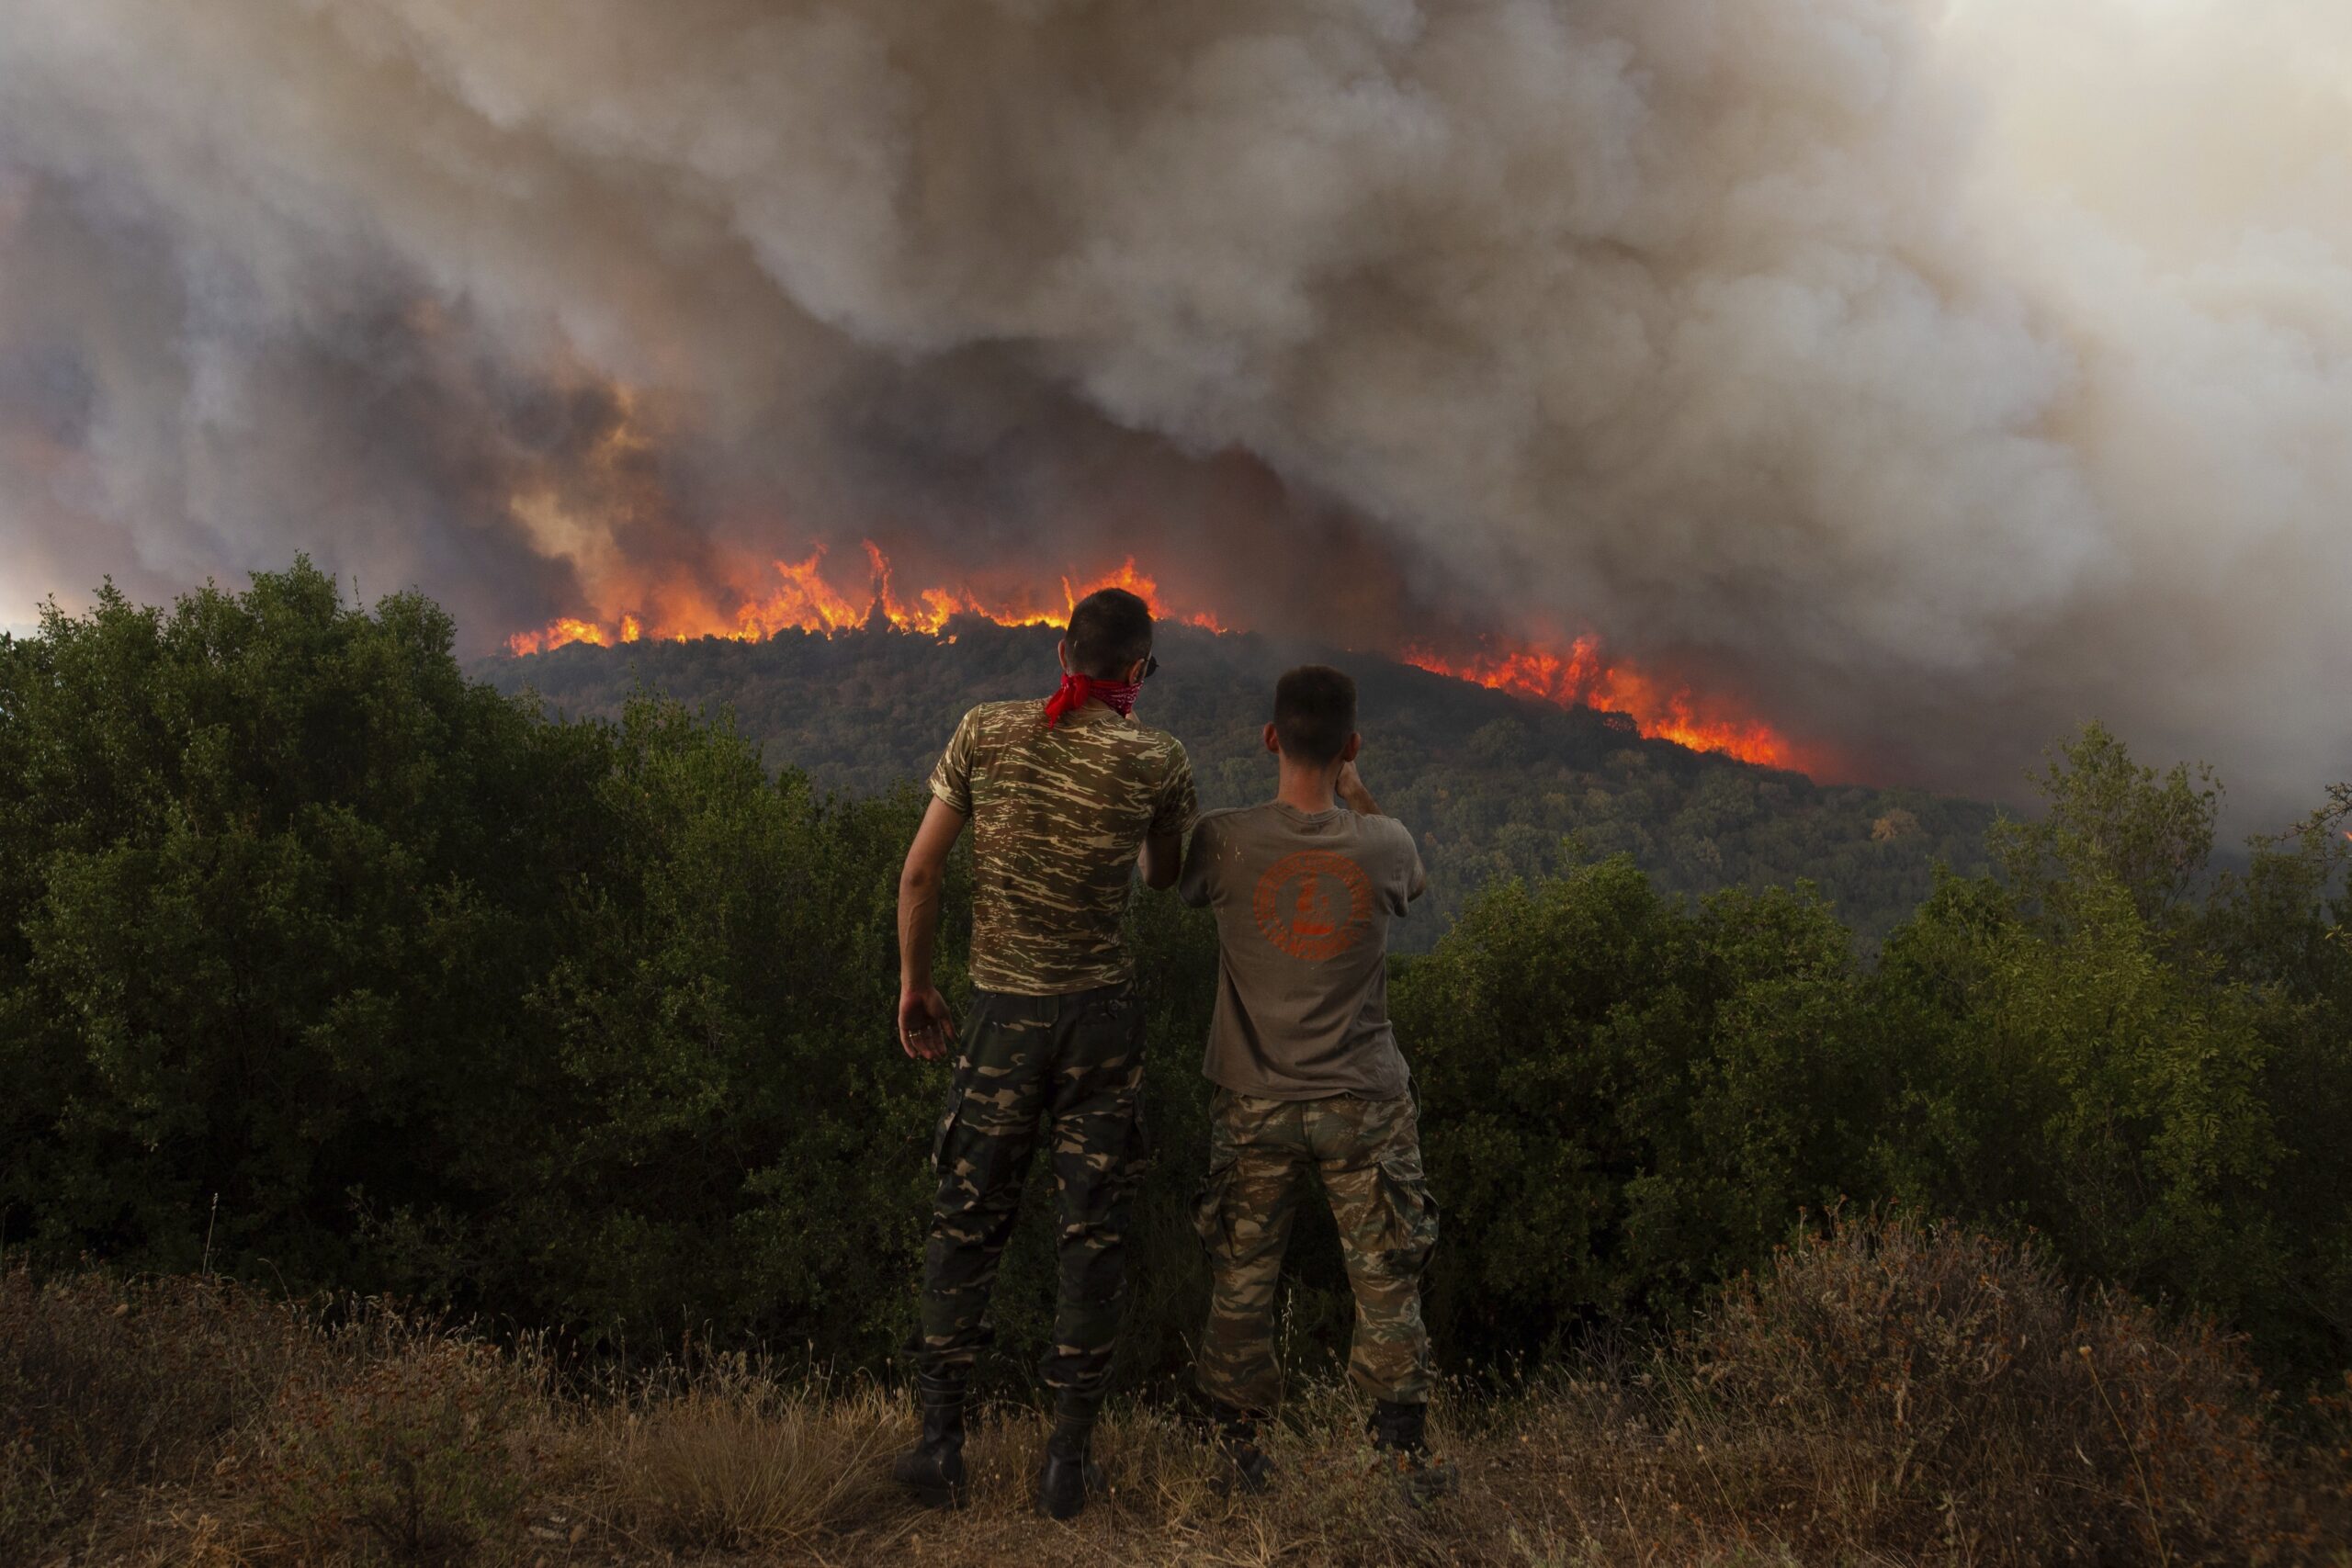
[891,587,1196,1520]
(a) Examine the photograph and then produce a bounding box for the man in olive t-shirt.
[1178,665,1453,1501]
[1181,790,1424,1100]
[890,588,1196,1520]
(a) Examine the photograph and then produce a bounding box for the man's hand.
[899,985,957,1061]
[1337,760,1382,817]
[897,795,967,1061]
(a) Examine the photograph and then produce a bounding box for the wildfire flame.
[506,544,1225,657]
[1397,641,1802,770]
[505,616,614,657]
[507,542,1810,772]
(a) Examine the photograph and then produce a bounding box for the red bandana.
[1044,673,1141,728]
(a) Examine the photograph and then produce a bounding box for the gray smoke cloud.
[0,0,2345,811]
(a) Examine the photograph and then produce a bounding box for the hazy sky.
[0,0,2345,813]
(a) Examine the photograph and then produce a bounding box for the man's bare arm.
[897,795,968,1060]
[1339,759,1425,899]
[1336,760,1384,818]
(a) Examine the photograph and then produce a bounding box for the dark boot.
[1368,1398,1459,1506]
[1035,1393,1106,1520]
[1208,1401,1275,1495]
[892,1374,969,1509]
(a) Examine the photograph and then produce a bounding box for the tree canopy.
[482,619,2001,950]
[3,564,2345,1391]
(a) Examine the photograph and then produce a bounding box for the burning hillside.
[505,543,1809,772]
[482,612,1993,949]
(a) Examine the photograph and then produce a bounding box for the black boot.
[1035,1393,1106,1520]
[1208,1401,1274,1495]
[1367,1398,1458,1506]
[892,1374,969,1509]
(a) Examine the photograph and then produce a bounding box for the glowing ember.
[506,542,1806,771]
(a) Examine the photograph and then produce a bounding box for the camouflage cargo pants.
[1193,1088,1440,1411]
[916,982,1148,1399]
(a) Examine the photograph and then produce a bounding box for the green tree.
[1986,720,2219,937]
[1877,727,2349,1380]
[1393,859,1875,1359]
[6,573,2344,1393]
[0,566,592,1277]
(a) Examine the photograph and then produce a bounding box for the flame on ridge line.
[507,542,1804,771]
[1396,643,1799,769]
[506,543,1224,660]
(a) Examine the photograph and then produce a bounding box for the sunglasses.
[1142,654,1159,680]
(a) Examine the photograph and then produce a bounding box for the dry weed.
[6,1232,2346,1567]
[246,1330,537,1564]
[1681,1211,2300,1563]
[0,1265,307,1562]
[590,1371,906,1552]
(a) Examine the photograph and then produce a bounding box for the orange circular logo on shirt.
[1252,851,1374,962]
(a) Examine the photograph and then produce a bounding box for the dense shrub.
[1394,863,1879,1355]
[1874,730,2352,1382]
[1395,727,2351,1387]
[1,567,2346,1404]
[0,565,959,1367]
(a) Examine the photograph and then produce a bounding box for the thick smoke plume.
[0,0,2346,808]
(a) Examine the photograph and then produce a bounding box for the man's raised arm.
[1136,745,1197,890]
[1339,757,1425,900]
[897,795,967,1060]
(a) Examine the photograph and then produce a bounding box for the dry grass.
[5,1217,2347,1567]
[1679,1213,2298,1561]
[590,1374,908,1552]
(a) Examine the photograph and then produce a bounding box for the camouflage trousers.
[1193,1088,1440,1411]
[915,982,1148,1400]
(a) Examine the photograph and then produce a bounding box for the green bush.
[0,565,960,1365]
[1393,859,1878,1358]
[1391,726,2350,1385]
[1,568,2346,1400]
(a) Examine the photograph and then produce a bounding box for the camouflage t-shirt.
[929,699,1197,996]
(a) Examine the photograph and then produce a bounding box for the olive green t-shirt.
[929,699,1197,996]
[1177,801,1428,1100]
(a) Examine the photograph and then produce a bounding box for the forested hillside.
[481,619,1997,946]
[6,564,2346,1404]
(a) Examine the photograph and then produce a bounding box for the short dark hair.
[1273,665,1357,765]
[1066,588,1154,678]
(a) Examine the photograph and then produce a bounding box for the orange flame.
[507,543,1806,770]
[1397,640,1802,769]
[505,616,612,657]
[504,543,1223,660]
